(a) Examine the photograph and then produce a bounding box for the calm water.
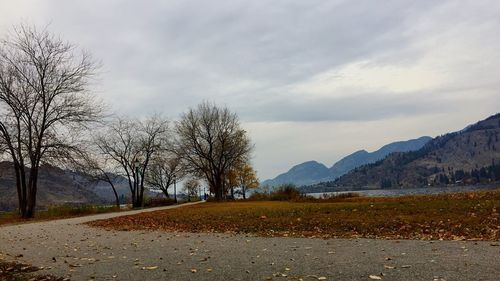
[306,185,500,198]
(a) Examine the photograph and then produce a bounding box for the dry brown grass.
[0,205,122,226]
[88,190,500,241]
[0,258,65,281]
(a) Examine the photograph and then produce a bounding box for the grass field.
[88,190,500,241]
[0,204,122,226]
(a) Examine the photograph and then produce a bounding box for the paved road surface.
[1,202,499,281]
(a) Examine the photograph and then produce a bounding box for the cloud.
[1,0,500,179]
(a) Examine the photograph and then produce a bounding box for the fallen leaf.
[384,265,395,269]
[142,266,158,270]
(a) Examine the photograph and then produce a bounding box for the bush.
[319,192,361,200]
[40,204,120,218]
[249,184,305,201]
[247,192,270,201]
[271,184,304,200]
[143,197,177,207]
[248,186,364,202]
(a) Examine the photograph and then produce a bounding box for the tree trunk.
[242,185,246,199]
[111,183,120,208]
[104,174,120,208]
[161,189,170,199]
[132,172,139,208]
[25,167,39,218]
[13,163,26,216]
[17,165,29,217]
[139,184,145,207]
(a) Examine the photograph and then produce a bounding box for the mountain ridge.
[315,113,500,191]
[261,136,432,187]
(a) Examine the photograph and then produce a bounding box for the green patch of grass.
[88,190,500,241]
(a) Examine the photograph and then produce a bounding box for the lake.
[306,184,500,198]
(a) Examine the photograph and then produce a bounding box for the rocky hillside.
[262,137,431,187]
[328,136,432,180]
[0,162,132,212]
[327,113,500,190]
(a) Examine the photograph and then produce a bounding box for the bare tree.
[183,178,200,201]
[174,102,252,200]
[0,25,103,218]
[95,115,168,208]
[146,153,184,198]
[76,151,121,207]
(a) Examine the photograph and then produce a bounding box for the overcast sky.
[1,1,500,180]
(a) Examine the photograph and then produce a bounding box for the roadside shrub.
[248,186,364,202]
[320,192,361,200]
[271,184,304,200]
[143,197,177,207]
[206,196,237,202]
[249,184,305,201]
[247,192,270,201]
[41,204,120,218]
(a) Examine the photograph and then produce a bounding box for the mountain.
[323,113,500,190]
[0,162,132,212]
[328,136,432,180]
[261,136,432,187]
[0,162,102,211]
[261,161,330,187]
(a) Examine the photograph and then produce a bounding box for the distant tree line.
[432,162,500,185]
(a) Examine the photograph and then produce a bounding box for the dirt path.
[1,202,499,281]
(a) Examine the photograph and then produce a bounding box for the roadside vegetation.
[88,189,500,241]
[0,204,121,226]
[249,184,361,202]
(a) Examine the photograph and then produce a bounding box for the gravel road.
[1,202,499,281]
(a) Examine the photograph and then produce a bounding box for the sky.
[1,0,500,180]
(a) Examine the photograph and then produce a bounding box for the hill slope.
[262,137,431,187]
[0,162,132,212]
[328,113,500,190]
[328,136,432,180]
[261,161,330,187]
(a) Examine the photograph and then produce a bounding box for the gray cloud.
[235,92,450,122]
[1,0,500,179]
